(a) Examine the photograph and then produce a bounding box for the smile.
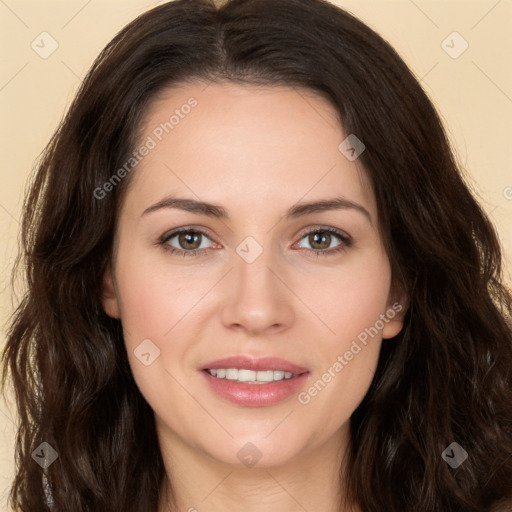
[200,356,309,407]
[206,368,297,383]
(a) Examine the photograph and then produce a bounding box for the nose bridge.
[234,233,276,284]
[234,240,281,302]
[220,238,294,334]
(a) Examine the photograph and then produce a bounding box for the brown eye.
[308,232,333,250]
[161,229,214,254]
[177,231,203,250]
[296,229,349,252]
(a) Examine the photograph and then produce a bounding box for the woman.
[2,0,511,510]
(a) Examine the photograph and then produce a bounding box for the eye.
[158,226,351,258]
[294,227,351,256]
[159,228,216,257]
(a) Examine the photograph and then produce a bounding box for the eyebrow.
[141,195,372,224]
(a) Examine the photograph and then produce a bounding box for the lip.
[200,356,310,408]
[200,356,309,375]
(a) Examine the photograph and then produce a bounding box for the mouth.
[200,356,310,407]
[204,368,299,384]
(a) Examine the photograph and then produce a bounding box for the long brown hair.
[2,0,511,510]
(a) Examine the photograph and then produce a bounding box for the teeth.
[238,369,256,382]
[256,370,275,382]
[225,368,238,380]
[207,368,296,383]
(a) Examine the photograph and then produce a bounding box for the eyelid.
[293,224,350,242]
[158,226,219,251]
[158,224,352,256]
[159,225,217,243]
[291,225,351,253]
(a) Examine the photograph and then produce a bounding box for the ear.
[101,264,120,319]
[382,287,408,340]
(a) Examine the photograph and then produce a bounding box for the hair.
[2,0,512,510]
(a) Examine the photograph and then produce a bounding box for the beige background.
[1,0,511,509]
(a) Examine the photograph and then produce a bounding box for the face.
[102,81,405,469]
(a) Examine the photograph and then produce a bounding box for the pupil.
[311,232,330,249]
[180,232,200,250]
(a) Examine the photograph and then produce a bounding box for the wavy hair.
[2,0,512,510]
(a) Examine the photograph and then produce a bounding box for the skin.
[102,81,406,512]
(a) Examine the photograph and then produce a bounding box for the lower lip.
[202,370,309,407]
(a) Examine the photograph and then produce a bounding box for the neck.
[157,423,359,512]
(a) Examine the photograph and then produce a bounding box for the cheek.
[113,246,222,398]
[305,250,392,347]
[295,251,391,414]
[117,275,171,345]
[114,249,211,345]
[114,252,209,402]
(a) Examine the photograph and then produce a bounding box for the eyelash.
[158,226,352,258]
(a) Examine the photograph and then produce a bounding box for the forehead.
[123,81,376,219]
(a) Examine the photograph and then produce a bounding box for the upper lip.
[201,356,309,375]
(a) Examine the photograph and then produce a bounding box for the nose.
[220,249,295,336]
